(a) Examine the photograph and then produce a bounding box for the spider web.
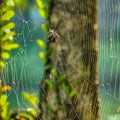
[1,0,120,120]
[98,0,120,119]
[1,0,45,111]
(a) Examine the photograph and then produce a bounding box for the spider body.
[47,29,59,43]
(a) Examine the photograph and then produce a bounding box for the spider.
[46,29,60,43]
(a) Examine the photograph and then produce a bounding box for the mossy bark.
[40,0,99,120]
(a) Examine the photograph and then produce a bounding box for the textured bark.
[40,0,99,120]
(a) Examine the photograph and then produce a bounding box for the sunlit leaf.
[8,35,14,40]
[3,43,19,50]
[39,52,46,62]
[6,0,15,6]
[1,52,10,59]
[2,22,15,32]
[27,108,37,117]
[0,60,5,68]
[4,28,11,33]
[36,0,45,9]
[36,39,46,49]
[41,23,48,33]
[2,31,15,41]
[22,92,38,108]
[2,10,15,21]
[1,102,9,119]
[0,94,7,106]
[38,9,48,20]
[19,112,34,120]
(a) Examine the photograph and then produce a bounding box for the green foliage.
[0,95,12,120]
[37,39,47,62]
[36,0,51,63]
[47,105,56,113]
[37,39,46,49]
[22,92,38,109]
[1,0,19,68]
[22,92,39,118]
[0,84,13,120]
[43,69,76,114]
[17,112,35,120]
[57,74,67,83]
[36,0,50,20]
[2,11,15,21]
[46,69,76,99]
[45,68,77,99]
[45,79,56,90]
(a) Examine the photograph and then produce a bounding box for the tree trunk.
[39,0,99,120]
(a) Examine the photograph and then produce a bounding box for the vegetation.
[0,0,38,119]
[1,0,119,120]
[0,0,19,68]
[0,84,13,120]
[0,0,50,119]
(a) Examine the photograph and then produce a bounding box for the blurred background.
[98,0,120,119]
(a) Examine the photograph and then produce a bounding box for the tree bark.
[40,0,99,120]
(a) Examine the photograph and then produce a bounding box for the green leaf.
[55,96,61,104]
[1,102,9,119]
[2,31,15,41]
[6,0,15,6]
[1,52,10,59]
[36,39,46,49]
[22,92,38,108]
[0,60,5,68]
[58,74,66,83]
[2,10,15,21]
[35,0,50,17]
[3,43,19,50]
[47,105,56,113]
[2,22,15,32]
[39,52,46,62]
[0,94,7,106]
[27,108,37,117]
[41,23,48,33]
[19,112,34,120]
[36,0,45,9]
[45,79,56,90]
[38,8,48,20]
[45,65,52,71]
[51,69,58,78]
[68,90,76,99]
